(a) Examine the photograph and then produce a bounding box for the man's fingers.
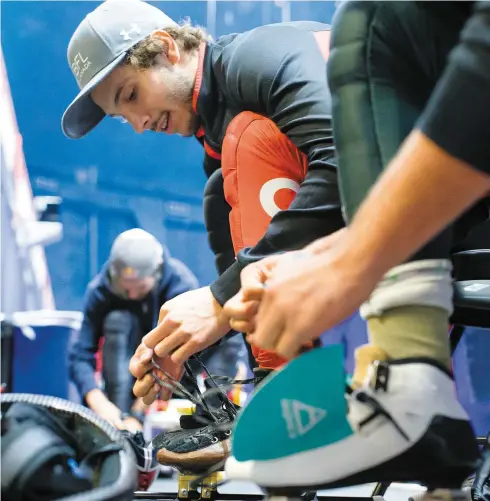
[229,319,255,334]
[129,346,153,379]
[159,356,185,380]
[274,329,302,360]
[157,304,168,324]
[227,298,259,333]
[222,292,242,318]
[133,373,156,398]
[143,383,161,405]
[240,257,278,290]
[249,291,285,350]
[241,286,266,302]
[240,254,300,301]
[138,345,153,363]
[225,297,259,321]
[240,263,268,288]
[249,323,283,351]
[129,358,152,380]
[170,339,203,366]
[153,329,190,358]
[143,315,181,349]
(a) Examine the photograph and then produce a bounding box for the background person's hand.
[85,388,130,429]
[120,415,143,433]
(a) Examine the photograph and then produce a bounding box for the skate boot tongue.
[231,345,352,462]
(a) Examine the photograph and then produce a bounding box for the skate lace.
[151,360,227,420]
[150,354,247,488]
[150,353,261,419]
[353,389,409,441]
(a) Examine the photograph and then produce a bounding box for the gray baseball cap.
[109,228,164,280]
[62,0,176,140]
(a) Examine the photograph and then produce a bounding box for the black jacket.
[418,2,490,177]
[194,21,345,306]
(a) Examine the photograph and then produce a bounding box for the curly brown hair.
[125,21,210,69]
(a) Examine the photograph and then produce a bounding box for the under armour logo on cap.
[120,23,141,41]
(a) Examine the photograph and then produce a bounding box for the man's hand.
[130,343,184,404]
[245,241,378,359]
[224,252,302,334]
[129,286,230,405]
[224,230,348,335]
[143,286,231,364]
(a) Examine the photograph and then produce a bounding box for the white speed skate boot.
[226,347,481,497]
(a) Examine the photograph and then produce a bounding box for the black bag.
[1,394,137,501]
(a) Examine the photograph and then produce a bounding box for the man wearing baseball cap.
[62,1,345,388]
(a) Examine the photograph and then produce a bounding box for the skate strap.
[356,391,409,440]
[232,344,353,461]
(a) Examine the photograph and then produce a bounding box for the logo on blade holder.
[281,399,327,439]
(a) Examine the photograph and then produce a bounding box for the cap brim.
[61,52,127,139]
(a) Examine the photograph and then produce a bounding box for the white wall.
[0,46,55,315]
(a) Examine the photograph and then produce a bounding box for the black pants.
[328,1,488,262]
[101,311,249,413]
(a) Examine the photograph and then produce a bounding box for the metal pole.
[275,0,291,23]
[207,0,217,39]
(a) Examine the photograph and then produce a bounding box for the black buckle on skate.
[372,360,390,392]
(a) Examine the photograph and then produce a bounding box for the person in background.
[69,228,245,430]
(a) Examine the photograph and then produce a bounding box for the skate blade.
[178,472,224,500]
[265,497,304,501]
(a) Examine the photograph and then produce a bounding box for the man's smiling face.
[91,33,199,136]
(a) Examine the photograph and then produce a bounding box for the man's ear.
[151,30,180,65]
